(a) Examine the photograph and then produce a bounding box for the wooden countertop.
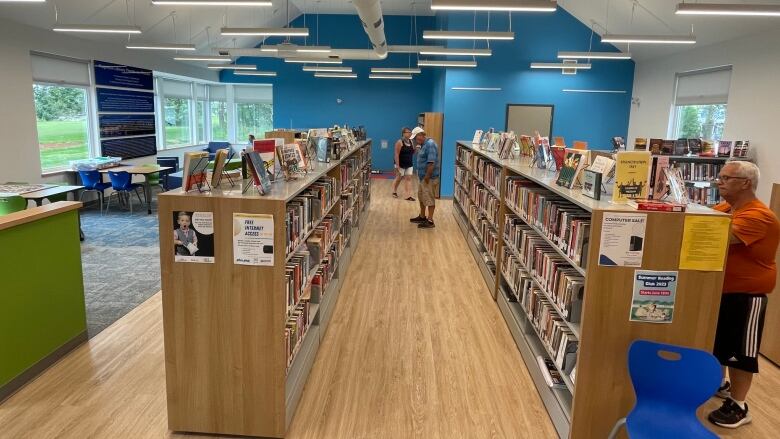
[0,201,82,232]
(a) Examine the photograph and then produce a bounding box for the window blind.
[31,53,90,86]
[162,79,192,99]
[209,85,227,101]
[675,67,732,106]
[195,83,207,100]
[234,85,272,104]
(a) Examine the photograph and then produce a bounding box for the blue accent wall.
[222,14,437,170]
[438,11,634,196]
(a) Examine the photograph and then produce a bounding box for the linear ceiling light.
[296,46,332,53]
[418,59,477,68]
[152,0,272,5]
[234,71,277,76]
[314,73,358,78]
[127,43,196,51]
[174,55,232,62]
[562,89,626,93]
[388,45,445,53]
[675,3,780,16]
[452,87,503,91]
[431,0,556,12]
[53,25,142,34]
[0,0,46,2]
[207,64,257,70]
[531,62,592,69]
[423,30,514,40]
[285,57,342,64]
[371,67,421,74]
[369,74,413,80]
[601,34,696,44]
[557,51,631,60]
[221,27,309,36]
[419,48,492,56]
[302,66,353,72]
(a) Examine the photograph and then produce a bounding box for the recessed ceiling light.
[285,57,342,64]
[423,30,514,40]
[418,59,478,68]
[53,25,142,34]
[530,62,592,69]
[601,34,696,44]
[314,73,358,78]
[419,48,492,56]
[371,67,421,74]
[220,27,309,37]
[207,64,257,70]
[431,0,556,12]
[234,71,277,76]
[152,0,272,5]
[302,66,353,72]
[675,3,780,16]
[557,51,631,60]
[127,43,196,51]
[369,74,413,80]
[174,55,232,62]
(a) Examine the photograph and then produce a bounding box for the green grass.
[36,119,88,171]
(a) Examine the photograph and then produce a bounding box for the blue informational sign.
[99,114,156,138]
[96,88,155,113]
[94,60,154,90]
[101,135,157,159]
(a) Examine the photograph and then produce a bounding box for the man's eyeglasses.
[716,175,748,183]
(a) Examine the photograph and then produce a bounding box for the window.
[209,85,228,141]
[234,85,273,143]
[671,67,731,140]
[162,79,193,147]
[195,84,207,143]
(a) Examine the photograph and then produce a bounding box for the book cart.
[158,140,372,438]
[452,141,729,438]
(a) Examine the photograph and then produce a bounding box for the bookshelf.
[158,140,372,438]
[652,155,733,206]
[453,141,730,439]
[762,183,780,366]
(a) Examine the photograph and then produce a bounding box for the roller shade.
[31,53,90,86]
[209,85,226,101]
[234,85,272,104]
[195,83,207,100]
[675,67,732,106]
[162,79,192,99]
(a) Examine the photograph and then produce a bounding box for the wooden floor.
[0,179,778,438]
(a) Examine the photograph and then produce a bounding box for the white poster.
[173,211,215,263]
[598,212,647,267]
[233,213,274,266]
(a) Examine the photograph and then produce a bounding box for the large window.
[33,84,91,172]
[234,85,273,143]
[162,79,193,147]
[195,84,207,144]
[671,67,731,140]
[209,85,228,141]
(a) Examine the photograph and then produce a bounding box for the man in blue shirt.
[409,127,440,229]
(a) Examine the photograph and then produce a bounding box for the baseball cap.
[409,126,426,140]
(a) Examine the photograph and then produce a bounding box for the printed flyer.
[630,270,678,324]
[598,212,648,267]
[233,213,274,266]
[173,211,214,263]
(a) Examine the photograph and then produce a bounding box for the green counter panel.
[0,210,86,391]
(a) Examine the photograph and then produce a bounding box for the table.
[99,166,173,214]
[18,185,85,240]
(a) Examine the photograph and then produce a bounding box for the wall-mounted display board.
[506,104,554,138]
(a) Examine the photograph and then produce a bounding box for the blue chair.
[156,156,180,190]
[78,170,111,214]
[608,340,721,439]
[106,171,146,214]
[203,141,231,160]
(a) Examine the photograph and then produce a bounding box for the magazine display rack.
[158,140,372,438]
[452,141,729,439]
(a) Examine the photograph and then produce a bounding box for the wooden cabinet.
[761,183,780,365]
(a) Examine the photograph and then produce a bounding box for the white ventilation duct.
[352,0,388,59]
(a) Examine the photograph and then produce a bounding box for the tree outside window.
[165,97,191,146]
[675,104,727,140]
[33,84,90,172]
[236,102,273,142]
[210,101,228,140]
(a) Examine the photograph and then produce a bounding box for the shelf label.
[233,213,274,266]
[630,270,677,324]
[598,212,648,267]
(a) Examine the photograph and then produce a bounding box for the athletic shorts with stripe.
[713,293,768,373]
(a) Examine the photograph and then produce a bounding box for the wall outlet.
[381,140,388,149]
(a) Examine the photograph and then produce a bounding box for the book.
[674,138,689,155]
[649,138,663,155]
[519,135,534,156]
[718,140,733,157]
[734,140,750,158]
[700,139,715,157]
[472,130,483,145]
[537,356,566,389]
[688,138,702,155]
[246,151,272,194]
[211,148,229,187]
[627,199,686,212]
[182,151,209,192]
[661,140,675,155]
[651,156,670,200]
[550,146,566,171]
[588,154,615,176]
[611,136,625,151]
[556,151,585,189]
[612,151,652,203]
[634,138,647,151]
[582,169,602,200]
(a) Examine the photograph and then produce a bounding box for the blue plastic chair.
[106,171,146,214]
[78,170,111,214]
[608,340,721,439]
[203,141,231,160]
[156,157,180,190]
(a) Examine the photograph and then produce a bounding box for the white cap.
[409,126,426,140]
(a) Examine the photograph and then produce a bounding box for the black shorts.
[713,293,768,373]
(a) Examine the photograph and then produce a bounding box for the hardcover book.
[246,151,272,194]
[519,135,533,156]
[582,169,602,200]
[652,156,671,200]
[674,138,689,156]
[627,199,686,212]
[688,138,702,154]
[718,140,733,158]
[649,138,663,155]
[700,139,715,156]
[634,138,647,151]
[588,154,615,176]
[211,148,229,187]
[556,151,584,188]
[551,146,566,171]
[734,140,750,158]
[661,140,675,155]
[612,151,652,203]
[182,151,210,192]
[612,136,626,151]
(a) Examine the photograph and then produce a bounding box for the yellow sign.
[612,151,652,203]
[679,215,731,271]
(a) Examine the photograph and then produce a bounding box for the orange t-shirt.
[714,200,780,294]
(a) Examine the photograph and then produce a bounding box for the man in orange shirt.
[709,161,780,429]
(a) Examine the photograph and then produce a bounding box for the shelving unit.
[654,155,729,207]
[158,140,372,438]
[453,141,730,439]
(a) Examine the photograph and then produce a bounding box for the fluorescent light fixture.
[431,0,557,12]
[419,48,492,56]
[557,51,631,60]
[234,71,277,76]
[418,59,477,67]
[562,89,626,93]
[388,45,445,53]
[174,55,232,62]
[423,30,514,40]
[0,0,46,2]
[314,73,358,78]
[371,67,421,74]
[53,24,142,34]
[221,27,309,37]
[152,0,272,5]
[452,87,502,91]
[531,62,591,69]
[127,43,196,51]
[601,34,696,44]
[296,46,332,53]
[303,66,353,73]
[207,64,257,70]
[285,57,342,64]
[369,74,413,80]
[675,3,780,16]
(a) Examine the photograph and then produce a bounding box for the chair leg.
[105,192,112,214]
[98,192,104,215]
[135,187,145,206]
[607,418,627,439]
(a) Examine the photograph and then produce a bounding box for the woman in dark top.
[393,127,416,200]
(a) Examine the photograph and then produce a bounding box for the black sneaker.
[406,197,416,202]
[708,398,752,428]
[410,216,427,223]
[418,220,435,229]
[392,192,398,198]
[716,381,731,399]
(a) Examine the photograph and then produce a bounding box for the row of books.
[454,183,469,211]
[503,218,585,323]
[688,186,721,206]
[455,165,471,189]
[469,180,500,224]
[468,204,499,261]
[471,156,501,195]
[312,235,341,300]
[285,176,339,256]
[637,138,750,158]
[285,301,311,371]
[505,178,590,269]
[285,249,313,316]
[673,162,723,182]
[456,145,473,166]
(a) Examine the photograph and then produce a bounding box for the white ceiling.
[0,0,777,61]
